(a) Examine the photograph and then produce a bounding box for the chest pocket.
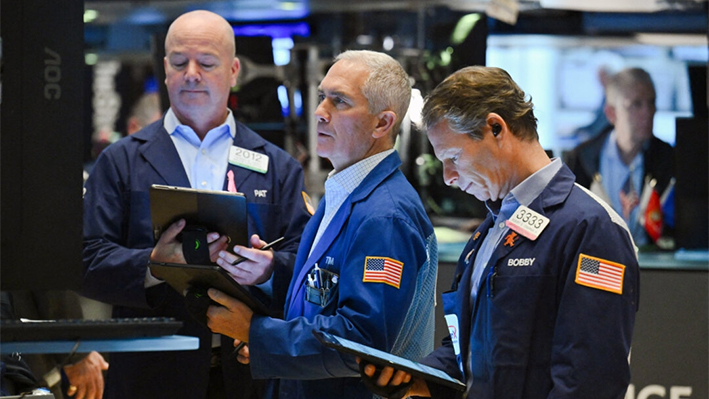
[485,271,556,368]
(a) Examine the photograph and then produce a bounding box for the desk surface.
[0,335,199,354]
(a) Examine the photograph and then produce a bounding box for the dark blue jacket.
[423,165,639,399]
[82,118,311,399]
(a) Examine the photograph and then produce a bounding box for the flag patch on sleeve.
[575,253,625,294]
[363,256,403,289]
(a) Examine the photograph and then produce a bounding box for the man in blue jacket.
[82,10,311,399]
[206,50,438,399]
[361,66,639,399]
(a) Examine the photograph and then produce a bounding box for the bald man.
[82,10,311,398]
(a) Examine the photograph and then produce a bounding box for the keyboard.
[0,317,183,342]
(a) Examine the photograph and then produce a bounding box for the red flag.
[643,188,663,242]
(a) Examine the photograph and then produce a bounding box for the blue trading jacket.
[248,151,438,399]
[423,164,639,399]
[82,118,311,399]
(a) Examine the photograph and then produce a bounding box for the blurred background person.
[565,67,674,248]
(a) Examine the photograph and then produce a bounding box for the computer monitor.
[1,0,85,291]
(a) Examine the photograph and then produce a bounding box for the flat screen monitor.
[1,0,84,291]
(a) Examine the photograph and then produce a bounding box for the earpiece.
[492,123,502,137]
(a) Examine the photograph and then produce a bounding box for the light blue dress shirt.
[310,149,395,255]
[599,129,647,246]
[164,108,236,191]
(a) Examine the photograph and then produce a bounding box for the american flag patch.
[362,256,403,289]
[575,254,625,294]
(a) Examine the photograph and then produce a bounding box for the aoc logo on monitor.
[44,47,61,100]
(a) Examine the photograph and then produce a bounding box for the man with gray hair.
[206,50,438,398]
[565,67,674,247]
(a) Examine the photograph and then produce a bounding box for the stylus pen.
[232,341,247,357]
[230,236,285,266]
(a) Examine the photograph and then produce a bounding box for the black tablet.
[312,330,466,392]
[149,262,271,316]
[149,184,248,257]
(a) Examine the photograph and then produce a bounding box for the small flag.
[638,177,662,243]
[302,191,315,215]
[643,188,663,242]
[660,178,675,229]
[575,254,625,295]
[363,256,403,289]
[619,175,639,221]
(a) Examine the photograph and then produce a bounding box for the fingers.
[206,288,253,341]
[162,219,186,242]
[250,234,267,249]
[391,370,412,386]
[206,288,233,308]
[235,339,250,364]
[376,366,395,387]
[208,235,229,263]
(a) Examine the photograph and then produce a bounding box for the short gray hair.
[606,67,655,104]
[334,50,411,133]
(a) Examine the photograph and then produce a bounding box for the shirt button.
[201,149,207,155]
[201,181,207,187]
[499,222,505,228]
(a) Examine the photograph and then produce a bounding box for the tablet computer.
[149,184,248,258]
[149,262,272,316]
[312,330,466,392]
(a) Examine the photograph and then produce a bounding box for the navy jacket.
[423,165,639,399]
[82,119,311,399]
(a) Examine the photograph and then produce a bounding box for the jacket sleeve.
[549,214,639,399]
[418,337,465,399]
[248,215,427,380]
[82,148,157,309]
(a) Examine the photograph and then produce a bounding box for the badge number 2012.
[505,205,550,241]
[229,146,269,174]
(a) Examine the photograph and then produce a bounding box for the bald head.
[162,10,240,138]
[165,10,235,58]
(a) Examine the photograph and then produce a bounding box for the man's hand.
[206,288,253,342]
[233,339,250,365]
[62,351,109,399]
[357,358,431,398]
[149,219,227,264]
[216,234,275,285]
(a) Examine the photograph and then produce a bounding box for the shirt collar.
[164,108,237,140]
[486,157,562,216]
[326,149,395,195]
[605,129,644,172]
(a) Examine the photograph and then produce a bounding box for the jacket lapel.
[283,151,402,318]
[136,123,190,187]
[457,218,492,362]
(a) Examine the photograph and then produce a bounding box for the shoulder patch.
[575,253,625,294]
[302,191,315,215]
[362,256,403,289]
